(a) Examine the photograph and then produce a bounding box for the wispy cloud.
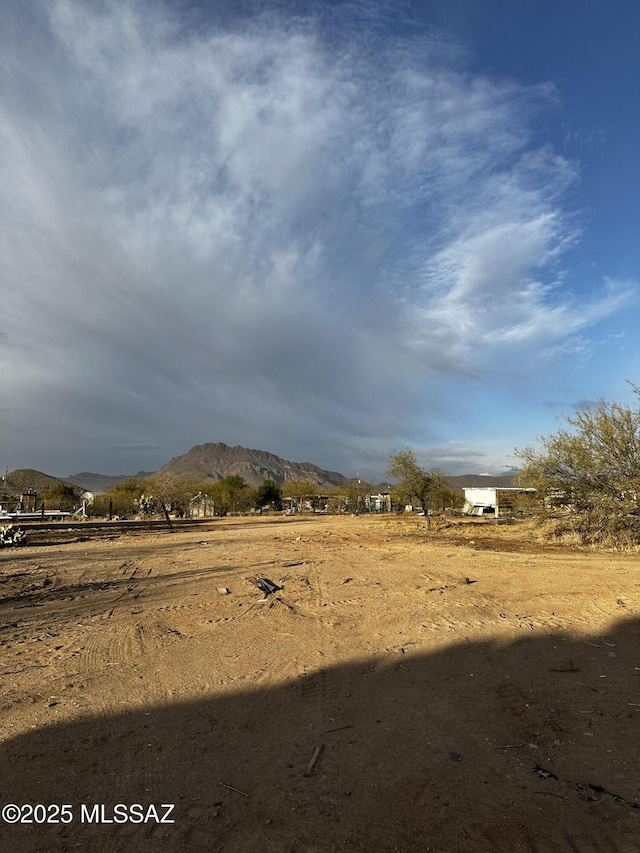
[0,1,633,474]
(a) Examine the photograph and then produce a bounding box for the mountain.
[443,473,517,489]
[1,469,83,497]
[65,472,156,493]
[158,443,348,488]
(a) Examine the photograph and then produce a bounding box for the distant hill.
[443,474,517,490]
[2,469,83,498]
[65,471,156,493]
[370,474,517,493]
[158,442,348,488]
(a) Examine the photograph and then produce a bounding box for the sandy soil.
[0,514,639,852]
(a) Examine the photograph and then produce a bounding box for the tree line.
[83,463,463,523]
[85,474,396,520]
[87,474,284,520]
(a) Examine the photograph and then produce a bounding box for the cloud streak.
[0,0,632,475]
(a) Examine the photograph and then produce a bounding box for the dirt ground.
[0,514,639,852]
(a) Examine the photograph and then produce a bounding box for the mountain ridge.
[158,442,348,488]
[6,445,518,495]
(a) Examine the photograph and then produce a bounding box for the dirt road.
[1,515,639,851]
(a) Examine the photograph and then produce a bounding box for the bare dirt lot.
[1,514,639,852]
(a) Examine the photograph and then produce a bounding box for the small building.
[190,492,216,518]
[462,487,538,518]
[283,495,330,513]
[365,492,392,512]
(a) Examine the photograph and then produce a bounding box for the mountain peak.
[159,443,347,487]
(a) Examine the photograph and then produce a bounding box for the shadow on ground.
[1,618,639,852]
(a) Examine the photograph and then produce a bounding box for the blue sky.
[1,0,638,479]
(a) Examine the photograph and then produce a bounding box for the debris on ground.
[533,765,558,780]
[255,577,282,596]
[304,744,324,777]
[216,587,230,595]
[220,782,249,798]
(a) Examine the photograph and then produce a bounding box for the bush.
[516,386,640,545]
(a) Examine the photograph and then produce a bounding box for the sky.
[1,0,638,480]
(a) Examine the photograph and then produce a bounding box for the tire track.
[74,564,156,675]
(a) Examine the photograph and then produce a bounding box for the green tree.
[426,474,462,513]
[90,477,151,518]
[254,479,283,511]
[515,388,640,544]
[206,476,254,515]
[40,482,81,512]
[386,449,448,517]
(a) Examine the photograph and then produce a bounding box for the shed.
[463,487,537,518]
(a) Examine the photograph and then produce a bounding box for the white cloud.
[0,0,633,473]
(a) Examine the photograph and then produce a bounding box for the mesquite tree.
[515,385,640,544]
[386,449,450,517]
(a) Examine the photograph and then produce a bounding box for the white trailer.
[462,487,537,518]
